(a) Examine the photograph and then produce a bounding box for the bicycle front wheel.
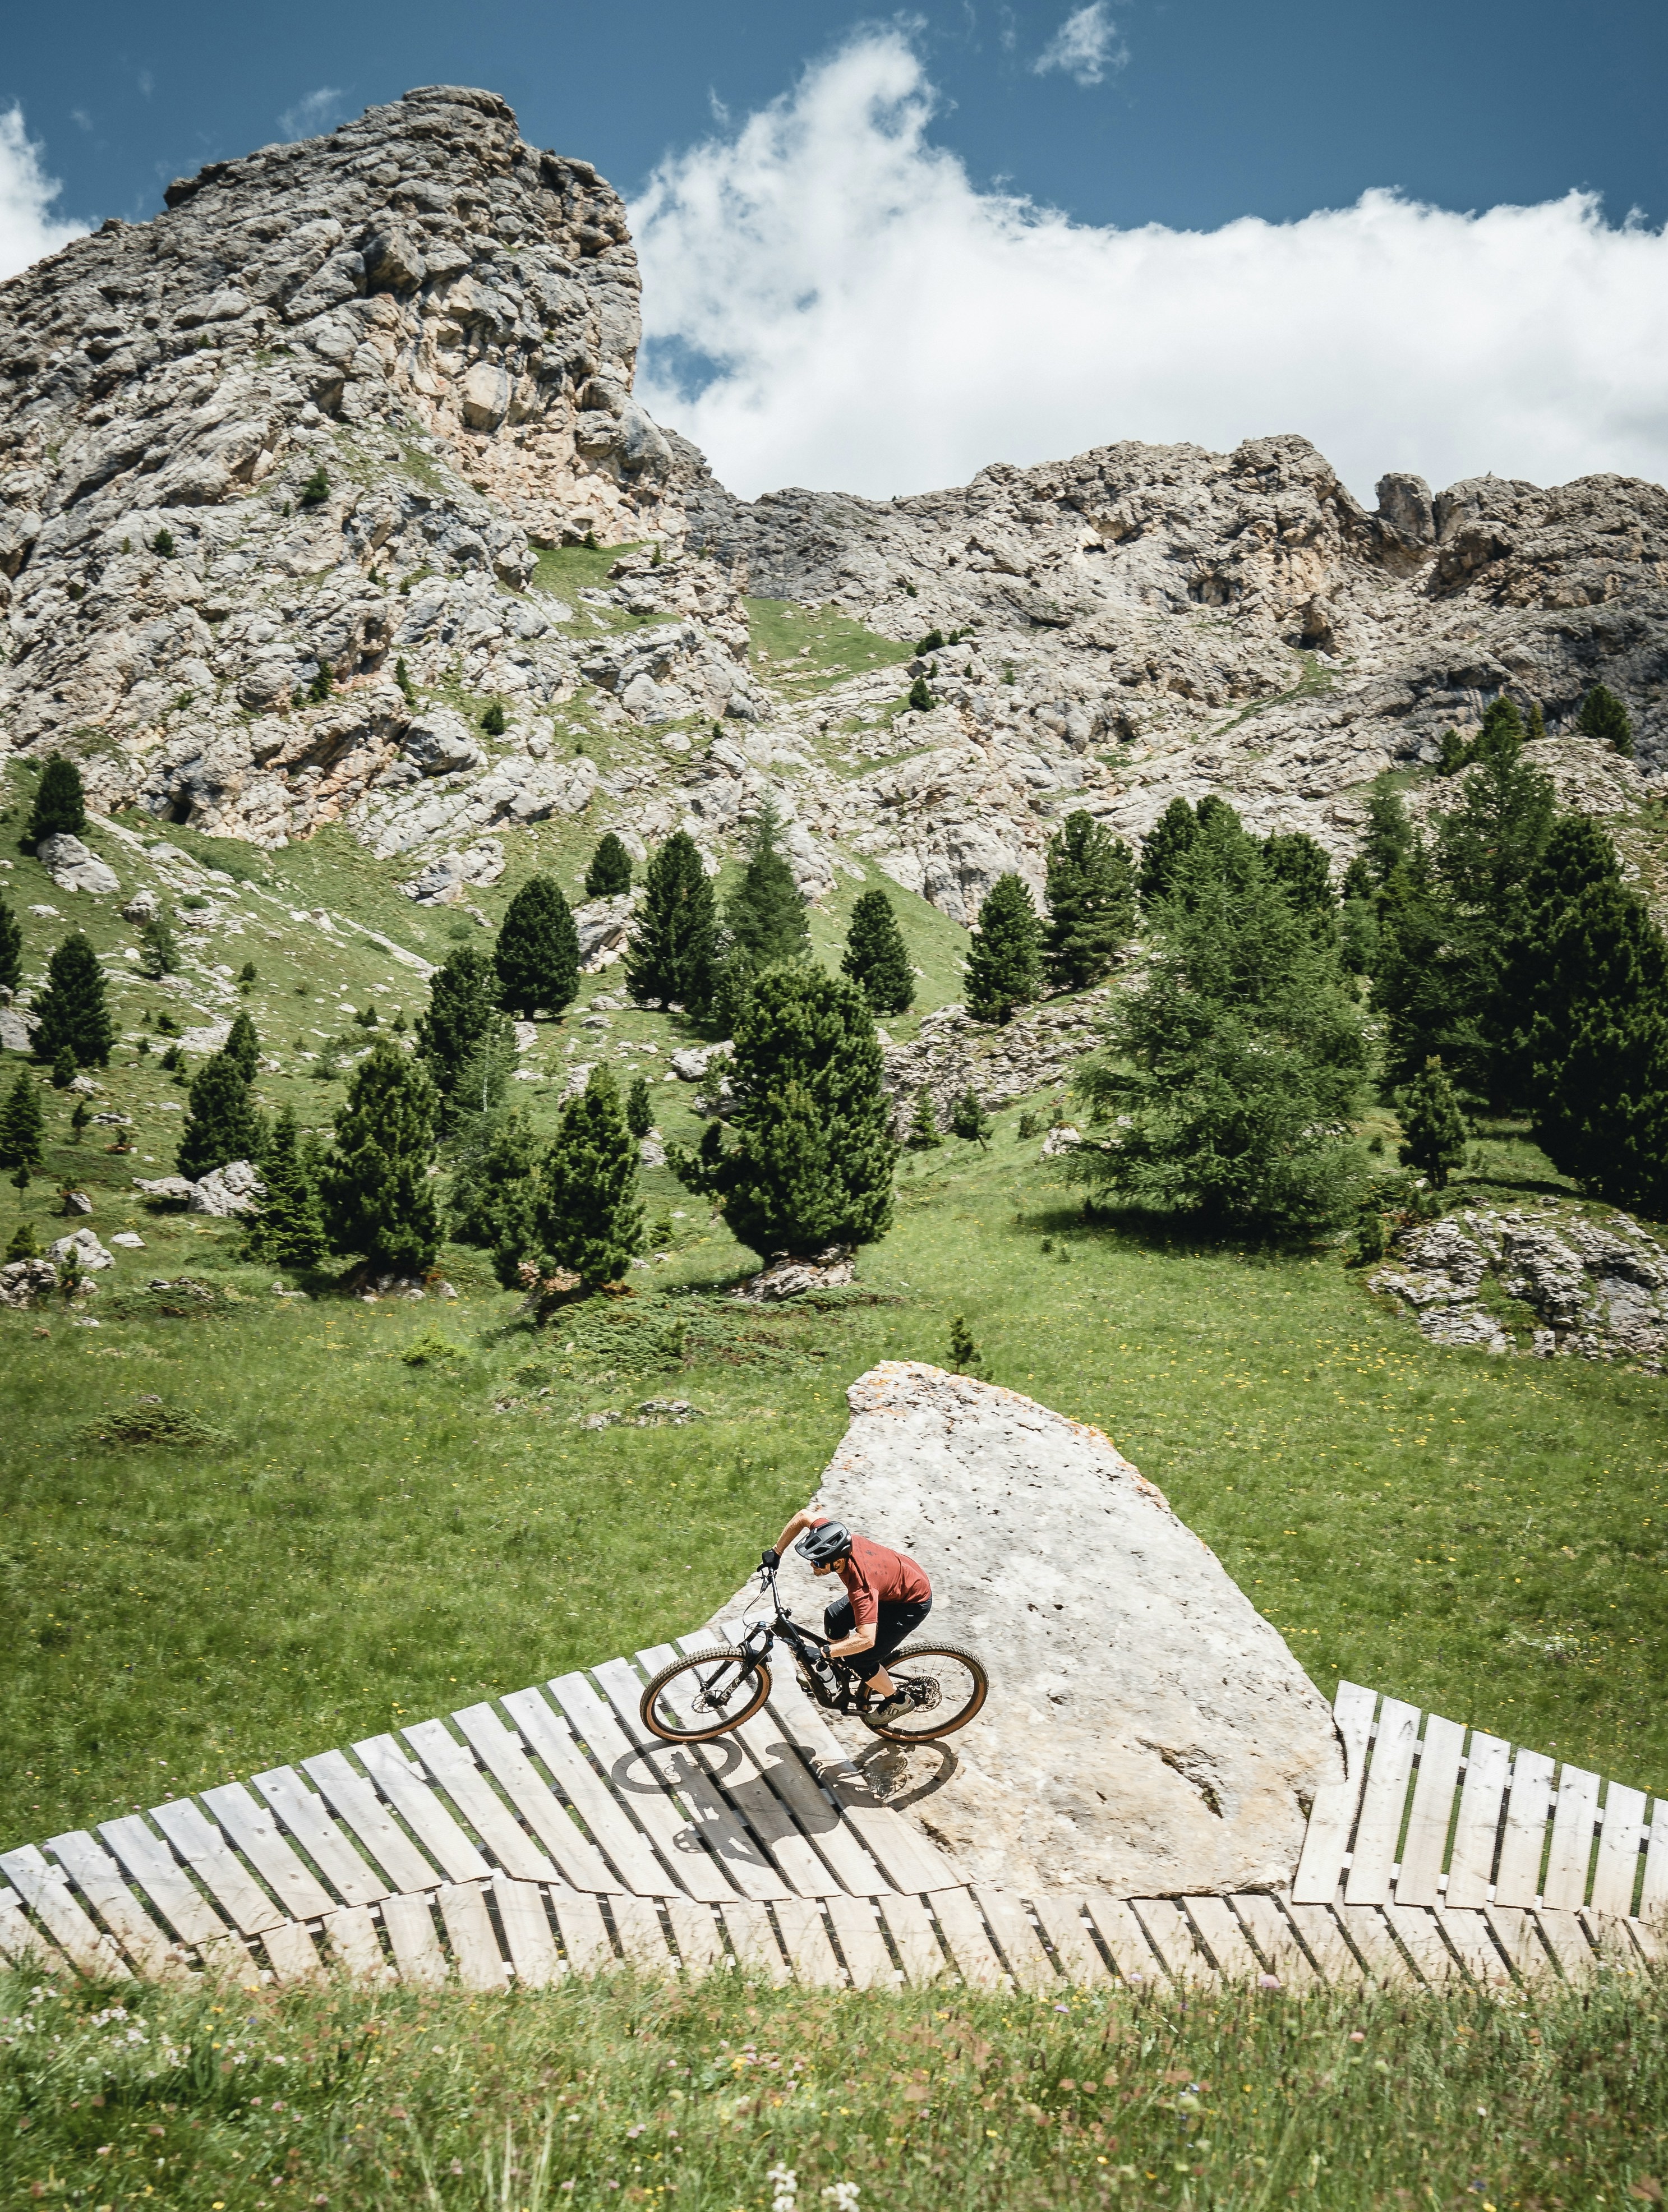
[639,1647,772,1744]
[860,1643,989,1743]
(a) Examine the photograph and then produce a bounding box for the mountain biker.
[763,1511,932,1726]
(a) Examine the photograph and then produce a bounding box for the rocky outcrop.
[881,990,1112,1136]
[35,833,119,895]
[715,1362,1343,1897]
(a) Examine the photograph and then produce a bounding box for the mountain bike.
[638,1562,989,1746]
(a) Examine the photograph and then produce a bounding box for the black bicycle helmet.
[794,1519,854,1567]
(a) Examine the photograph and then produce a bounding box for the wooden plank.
[1336,1904,1417,1983]
[929,1886,1007,1989]
[611,1894,675,1977]
[1641,1802,1668,1924]
[761,1675,961,1894]
[1131,1898,1216,1985]
[453,1703,624,1893]
[1383,1902,1459,1984]
[1292,1680,1377,1904]
[826,1894,896,1988]
[1231,1895,1317,1987]
[1590,1784,1647,1918]
[1033,1894,1111,1984]
[201,1935,262,1990]
[664,1897,724,1976]
[251,1766,390,1908]
[1435,1907,1509,1984]
[1344,1697,1420,1905]
[978,1889,1057,1992]
[0,1845,132,1980]
[403,1719,562,1884]
[721,1899,790,1984]
[381,1892,447,1987]
[1483,1904,1555,1980]
[1084,1895,1167,1985]
[302,1750,442,1894]
[877,1892,946,1985]
[324,1906,388,1983]
[1579,1908,1643,1973]
[1542,1766,1601,1910]
[1535,1907,1595,1981]
[1283,1901,1367,1984]
[546,1672,738,1902]
[353,1735,495,1887]
[776,1895,844,1987]
[501,1687,680,1897]
[591,1659,792,1901]
[1443,1732,1510,1909]
[1629,1915,1667,1965]
[96,1815,231,1949]
[1185,1895,1263,1981]
[553,1891,615,1975]
[496,1879,562,1987]
[1394,1713,1466,1907]
[0,1890,68,1974]
[438,1883,507,1990]
[1493,1749,1555,1907]
[200,1784,337,1921]
[45,1831,188,1981]
[655,1639,849,1897]
[149,1798,287,1936]
[730,1707,890,1897]
[261,1921,322,1985]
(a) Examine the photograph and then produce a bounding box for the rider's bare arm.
[770,1508,815,1557]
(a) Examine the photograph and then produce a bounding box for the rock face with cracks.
[715,1362,1342,1897]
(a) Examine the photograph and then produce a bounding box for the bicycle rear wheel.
[860,1642,989,1743]
[639,1647,772,1744]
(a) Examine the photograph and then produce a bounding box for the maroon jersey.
[808,1518,930,1628]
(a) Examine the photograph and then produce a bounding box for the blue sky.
[5,3,1668,501]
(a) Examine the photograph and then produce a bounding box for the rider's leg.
[864,1598,933,1703]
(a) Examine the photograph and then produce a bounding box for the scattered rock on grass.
[734,1246,856,1301]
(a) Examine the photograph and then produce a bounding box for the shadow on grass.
[1013,1192,1333,1265]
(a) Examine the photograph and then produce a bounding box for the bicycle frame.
[732,1564,876,1719]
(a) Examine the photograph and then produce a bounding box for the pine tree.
[624,830,720,1013]
[321,1038,443,1274]
[583,832,634,900]
[625,1072,654,1139]
[27,755,86,845]
[670,967,897,1261]
[1397,1058,1468,1188]
[0,1068,45,1174]
[417,944,514,1120]
[1261,831,1337,930]
[950,1088,992,1148]
[177,1050,261,1178]
[6,1219,39,1262]
[1578,683,1634,758]
[964,873,1042,1024]
[0,890,21,996]
[494,875,580,1020]
[225,1008,260,1083]
[1137,797,1198,908]
[535,1066,643,1290]
[51,1047,76,1090]
[245,1103,328,1268]
[32,932,114,1068]
[1070,819,1369,1233]
[841,887,915,1014]
[1372,842,1491,1096]
[1471,696,1525,766]
[906,1086,942,1149]
[481,700,507,737]
[1361,789,1414,886]
[726,803,809,968]
[448,1102,540,1284]
[139,910,179,978]
[1043,811,1138,990]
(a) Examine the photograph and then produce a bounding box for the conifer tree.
[27,755,86,845]
[321,1038,443,1274]
[51,1046,76,1090]
[1578,682,1634,757]
[583,831,634,900]
[1397,1058,1468,1188]
[0,889,21,996]
[625,1072,655,1139]
[245,1103,328,1268]
[32,932,114,1068]
[139,910,179,978]
[906,1086,942,1149]
[726,803,809,968]
[494,874,580,1019]
[1526,701,1547,742]
[448,1103,540,1284]
[841,887,915,1015]
[0,1067,45,1174]
[225,1008,260,1083]
[950,1088,992,1149]
[670,967,897,1261]
[1261,831,1337,930]
[177,1050,261,1179]
[1434,711,1556,920]
[417,944,513,1121]
[624,830,720,1013]
[534,1066,643,1290]
[1361,789,1414,886]
[1137,797,1198,908]
[964,873,1042,1024]
[1043,811,1137,990]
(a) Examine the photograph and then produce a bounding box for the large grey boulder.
[189,1160,266,1216]
[36,834,119,896]
[48,1227,114,1271]
[716,1362,1342,1898]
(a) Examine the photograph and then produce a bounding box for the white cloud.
[278,86,346,141]
[0,106,88,283]
[1034,3,1125,86]
[630,31,1668,507]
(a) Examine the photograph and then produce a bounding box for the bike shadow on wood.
[847,1738,961,1808]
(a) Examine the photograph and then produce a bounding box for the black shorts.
[823,1593,933,1681]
